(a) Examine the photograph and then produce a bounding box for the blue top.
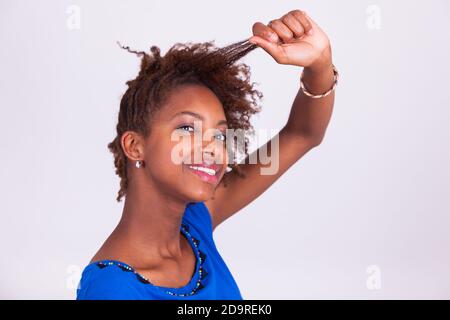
[76,201,243,300]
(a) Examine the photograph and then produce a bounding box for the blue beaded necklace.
[95,222,208,297]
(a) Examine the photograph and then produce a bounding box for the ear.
[121,131,145,161]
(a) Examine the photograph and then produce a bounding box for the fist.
[249,10,332,70]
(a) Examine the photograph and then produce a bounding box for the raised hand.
[249,10,332,71]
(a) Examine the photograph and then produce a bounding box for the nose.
[203,145,227,167]
[203,150,215,164]
[202,136,216,157]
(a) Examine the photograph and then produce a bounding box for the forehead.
[158,83,225,120]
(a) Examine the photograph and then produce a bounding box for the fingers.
[251,10,314,45]
[267,19,293,43]
[290,10,313,35]
[252,22,280,43]
[281,14,305,38]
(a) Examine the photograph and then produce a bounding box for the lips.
[184,162,222,184]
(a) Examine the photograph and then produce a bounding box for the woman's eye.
[177,126,226,141]
[215,132,226,142]
[178,125,194,132]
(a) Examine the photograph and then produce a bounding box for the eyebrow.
[172,111,228,126]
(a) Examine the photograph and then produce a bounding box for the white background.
[1,0,449,299]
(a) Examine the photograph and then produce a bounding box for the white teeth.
[188,166,216,176]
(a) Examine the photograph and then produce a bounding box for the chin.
[185,180,215,202]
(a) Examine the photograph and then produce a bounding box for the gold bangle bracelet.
[300,63,339,99]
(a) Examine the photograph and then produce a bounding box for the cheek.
[144,137,183,176]
[222,143,229,165]
[170,136,194,165]
[215,140,229,167]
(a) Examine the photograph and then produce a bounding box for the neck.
[112,175,189,268]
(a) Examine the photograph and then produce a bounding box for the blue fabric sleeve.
[77,266,143,300]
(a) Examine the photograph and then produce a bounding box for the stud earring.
[135,160,144,168]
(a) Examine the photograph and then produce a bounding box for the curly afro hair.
[108,39,263,202]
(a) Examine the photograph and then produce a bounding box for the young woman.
[76,9,338,300]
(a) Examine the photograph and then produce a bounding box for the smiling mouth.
[184,164,221,184]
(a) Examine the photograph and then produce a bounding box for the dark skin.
[91,9,335,288]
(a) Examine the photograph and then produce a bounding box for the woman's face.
[142,83,229,202]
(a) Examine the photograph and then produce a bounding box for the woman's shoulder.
[76,260,145,300]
